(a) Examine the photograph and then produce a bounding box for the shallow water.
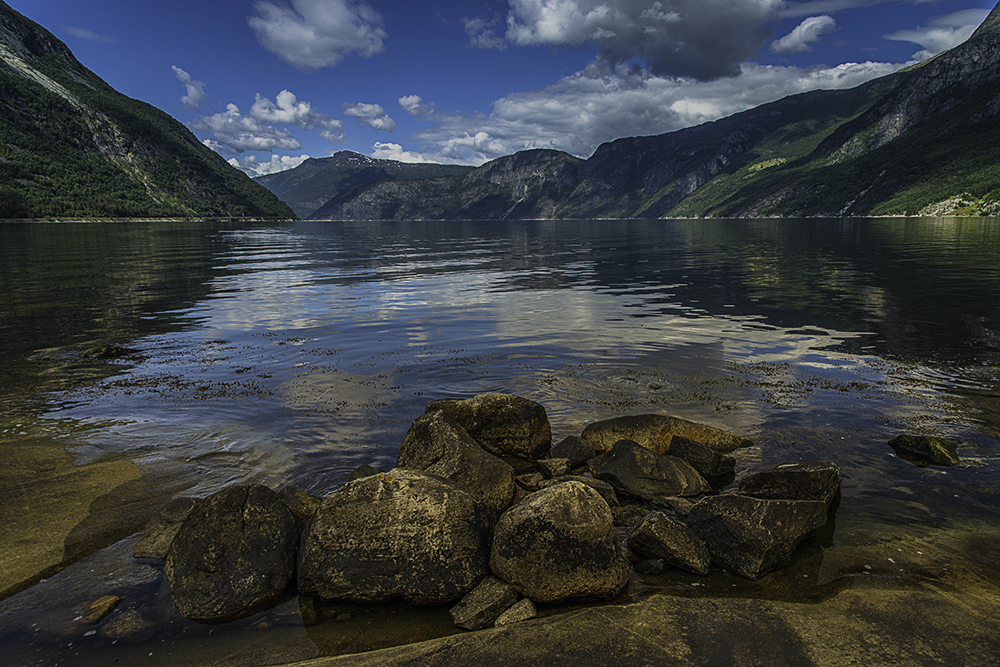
[1,218,999,664]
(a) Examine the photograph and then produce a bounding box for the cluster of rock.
[134,393,845,627]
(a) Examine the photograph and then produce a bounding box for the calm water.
[2,218,1000,663]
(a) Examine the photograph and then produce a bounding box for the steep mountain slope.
[313,3,1000,220]
[254,152,472,219]
[0,2,293,219]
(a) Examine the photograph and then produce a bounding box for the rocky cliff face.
[311,2,1000,220]
[0,1,293,219]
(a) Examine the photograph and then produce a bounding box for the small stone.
[449,576,518,630]
[537,458,571,478]
[516,472,546,490]
[98,608,157,642]
[494,599,536,627]
[78,595,120,624]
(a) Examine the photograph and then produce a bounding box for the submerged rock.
[490,480,629,603]
[687,494,829,580]
[581,414,753,455]
[738,462,841,506]
[164,484,299,623]
[627,511,711,575]
[298,469,494,605]
[587,440,710,500]
[425,393,552,459]
[397,411,516,512]
[888,434,960,467]
[133,496,198,561]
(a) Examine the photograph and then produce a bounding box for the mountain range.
[0,1,292,220]
[293,2,1000,221]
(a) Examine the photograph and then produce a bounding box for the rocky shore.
[133,393,844,627]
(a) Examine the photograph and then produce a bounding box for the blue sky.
[9,0,996,175]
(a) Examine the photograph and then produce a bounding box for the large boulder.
[587,440,710,500]
[298,469,495,605]
[738,462,841,506]
[888,434,960,467]
[490,481,629,603]
[397,411,516,512]
[686,494,829,580]
[581,414,752,454]
[425,393,551,459]
[164,485,299,623]
[627,511,711,575]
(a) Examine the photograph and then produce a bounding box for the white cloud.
[343,102,397,130]
[884,8,990,61]
[398,94,435,116]
[501,0,783,80]
[771,15,836,54]
[370,142,437,163]
[407,59,902,165]
[62,26,116,43]
[228,153,312,177]
[248,0,386,70]
[250,89,344,138]
[463,15,507,49]
[171,66,207,110]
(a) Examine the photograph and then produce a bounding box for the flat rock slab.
[588,440,709,500]
[581,414,753,455]
[165,484,299,623]
[738,462,841,506]
[425,393,552,459]
[298,469,495,605]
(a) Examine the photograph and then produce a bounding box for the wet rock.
[587,440,710,500]
[278,486,322,527]
[612,503,653,528]
[550,436,596,466]
[77,595,120,624]
[687,494,829,580]
[81,344,137,360]
[581,414,753,455]
[739,462,842,506]
[449,576,518,630]
[647,496,696,519]
[540,475,619,508]
[164,484,299,623]
[298,469,495,605]
[494,598,536,627]
[397,411,516,512]
[490,481,629,603]
[425,393,552,459]
[667,436,736,485]
[133,496,198,560]
[627,511,711,575]
[516,472,545,490]
[537,457,571,478]
[348,465,381,482]
[98,608,158,642]
[889,434,960,467]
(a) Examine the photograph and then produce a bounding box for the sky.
[9,0,997,176]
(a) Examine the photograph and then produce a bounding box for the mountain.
[254,152,473,219]
[0,2,293,220]
[313,3,1000,220]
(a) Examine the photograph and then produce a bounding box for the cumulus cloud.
[189,90,344,155]
[884,8,990,61]
[501,0,782,80]
[370,142,438,163]
[248,0,386,70]
[771,15,836,54]
[463,15,507,49]
[398,94,435,116]
[171,66,207,110]
[63,26,116,43]
[228,153,312,177]
[343,103,397,130]
[406,59,901,165]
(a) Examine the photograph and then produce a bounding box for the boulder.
[666,436,736,484]
[133,496,198,560]
[490,481,629,603]
[494,598,536,626]
[278,486,322,527]
[164,484,299,623]
[687,494,829,580]
[539,475,619,508]
[425,393,551,459]
[581,414,752,455]
[397,411,516,512]
[626,511,710,575]
[537,457,571,478]
[550,436,596,466]
[612,504,653,528]
[648,497,696,519]
[449,576,519,630]
[587,440,710,500]
[298,469,495,605]
[738,462,841,506]
[888,434,960,467]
